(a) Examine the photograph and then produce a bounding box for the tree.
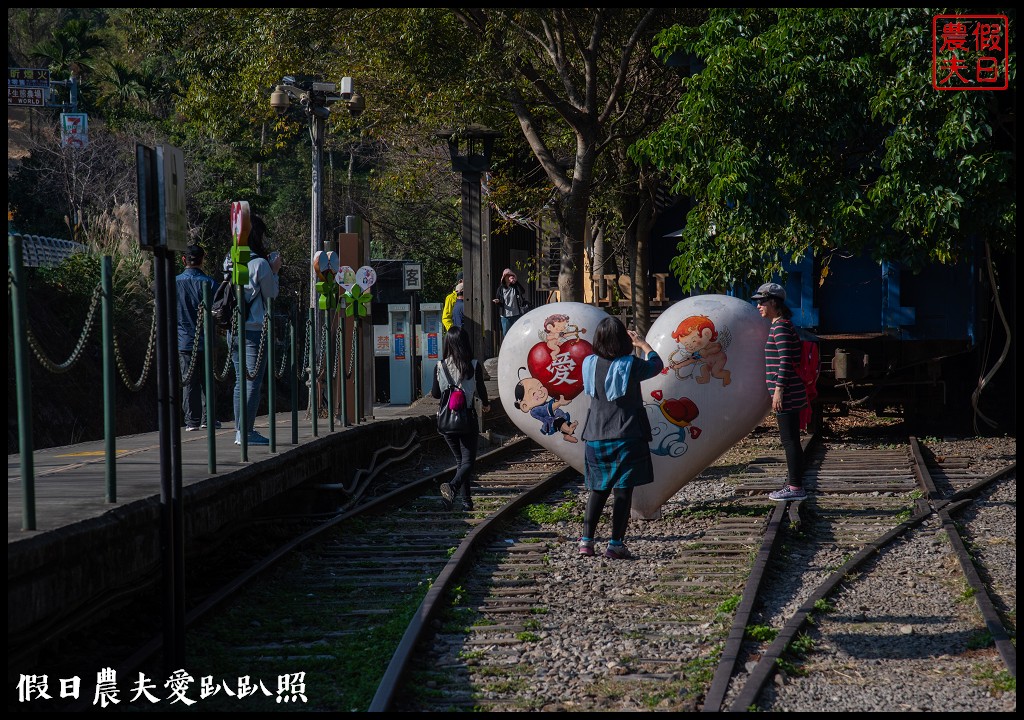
[632,8,1016,293]
[449,9,702,303]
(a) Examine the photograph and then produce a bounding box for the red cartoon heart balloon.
[526,338,593,402]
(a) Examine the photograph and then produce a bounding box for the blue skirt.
[584,438,654,491]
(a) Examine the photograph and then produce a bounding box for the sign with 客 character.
[403,262,422,291]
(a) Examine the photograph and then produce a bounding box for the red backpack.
[796,340,820,431]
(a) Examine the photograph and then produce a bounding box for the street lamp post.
[436,124,500,362]
[270,75,364,415]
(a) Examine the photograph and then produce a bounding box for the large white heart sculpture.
[497,296,770,519]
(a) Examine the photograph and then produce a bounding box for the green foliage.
[633,8,1016,292]
[745,624,777,642]
[787,631,814,655]
[974,665,1015,694]
[716,594,741,615]
[812,598,835,613]
[957,585,977,602]
[521,500,577,524]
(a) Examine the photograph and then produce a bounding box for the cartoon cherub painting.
[666,314,731,386]
[538,314,587,363]
[645,391,701,457]
[514,367,579,443]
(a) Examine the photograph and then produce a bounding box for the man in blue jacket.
[176,244,219,430]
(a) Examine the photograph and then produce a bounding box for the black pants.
[179,351,207,428]
[443,431,478,502]
[582,486,634,542]
[777,409,803,487]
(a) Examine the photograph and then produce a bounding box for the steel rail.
[368,463,578,712]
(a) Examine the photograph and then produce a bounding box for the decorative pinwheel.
[345,284,372,319]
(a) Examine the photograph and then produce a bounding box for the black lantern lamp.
[435,125,501,360]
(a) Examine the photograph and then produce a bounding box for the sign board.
[8,68,49,107]
[136,144,160,249]
[60,113,88,148]
[158,144,187,251]
[7,87,45,106]
[374,326,391,356]
[136,142,188,251]
[8,68,50,86]
[403,262,423,291]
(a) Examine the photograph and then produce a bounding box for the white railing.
[13,233,87,268]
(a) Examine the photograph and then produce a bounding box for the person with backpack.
[752,282,809,501]
[176,244,219,431]
[224,215,282,446]
[430,326,491,511]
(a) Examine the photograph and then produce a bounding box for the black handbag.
[437,361,477,435]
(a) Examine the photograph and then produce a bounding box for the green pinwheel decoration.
[344,284,372,319]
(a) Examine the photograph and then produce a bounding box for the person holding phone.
[577,317,663,559]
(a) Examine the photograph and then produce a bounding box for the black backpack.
[210,278,236,330]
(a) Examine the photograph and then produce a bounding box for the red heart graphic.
[526,339,593,402]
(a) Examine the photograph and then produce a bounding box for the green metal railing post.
[9,235,36,530]
[202,282,216,473]
[267,298,276,452]
[325,309,335,432]
[308,308,318,437]
[339,320,348,427]
[290,307,298,445]
[101,255,116,502]
[237,286,248,461]
[353,325,361,425]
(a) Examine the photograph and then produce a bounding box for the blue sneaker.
[605,542,632,560]
[234,431,270,446]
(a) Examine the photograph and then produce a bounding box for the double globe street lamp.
[270,75,364,315]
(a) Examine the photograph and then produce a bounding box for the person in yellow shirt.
[441,273,462,331]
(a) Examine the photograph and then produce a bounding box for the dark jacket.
[452,298,464,328]
[494,281,530,317]
[176,268,216,351]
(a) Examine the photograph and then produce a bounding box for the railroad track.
[377,434,1015,712]
[58,430,571,713]
[36,426,1013,713]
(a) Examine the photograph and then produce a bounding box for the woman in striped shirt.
[752,283,808,501]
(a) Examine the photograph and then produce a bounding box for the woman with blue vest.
[578,317,663,559]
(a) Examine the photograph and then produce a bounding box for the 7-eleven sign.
[60,113,89,149]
